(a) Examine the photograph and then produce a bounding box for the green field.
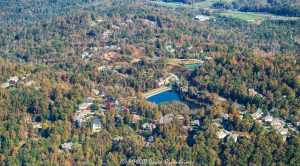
[220,12,269,21]
[195,0,219,8]
[220,11,300,21]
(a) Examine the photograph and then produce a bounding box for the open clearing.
[220,12,269,21]
[220,11,300,21]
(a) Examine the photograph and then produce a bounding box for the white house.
[78,100,94,110]
[141,123,156,131]
[194,15,209,22]
[157,78,165,86]
[97,19,103,23]
[61,142,73,151]
[159,114,174,124]
[82,52,93,59]
[190,120,200,126]
[32,122,42,129]
[113,136,124,142]
[8,76,19,84]
[264,115,273,122]
[251,109,263,120]
[92,118,102,132]
[279,128,288,135]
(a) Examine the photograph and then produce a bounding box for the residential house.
[165,45,175,53]
[61,142,73,151]
[113,136,124,142]
[203,56,211,61]
[271,118,283,127]
[251,112,261,120]
[8,76,19,84]
[180,86,188,92]
[82,52,93,59]
[92,89,100,96]
[92,118,102,133]
[190,120,200,127]
[132,114,142,124]
[273,123,282,130]
[125,19,133,23]
[194,15,209,22]
[222,113,229,120]
[147,136,154,143]
[78,100,94,110]
[75,109,92,125]
[216,130,228,139]
[159,114,174,124]
[264,115,273,122]
[123,108,130,116]
[32,122,42,129]
[248,88,258,96]
[251,109,263,120]
[79,103,91,110]
[111,24,119,29]
[279,128,288,135]
[31,122,42,137]
[141,123,156,131]
[98,66,107,71]
[156,78,165,87]
[99,91,106,97]
[97,19,103,23]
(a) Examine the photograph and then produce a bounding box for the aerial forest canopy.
[0,0,299,165]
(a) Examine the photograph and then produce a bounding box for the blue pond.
[147,90,180,105]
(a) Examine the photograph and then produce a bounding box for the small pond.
[146,90,180,105]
